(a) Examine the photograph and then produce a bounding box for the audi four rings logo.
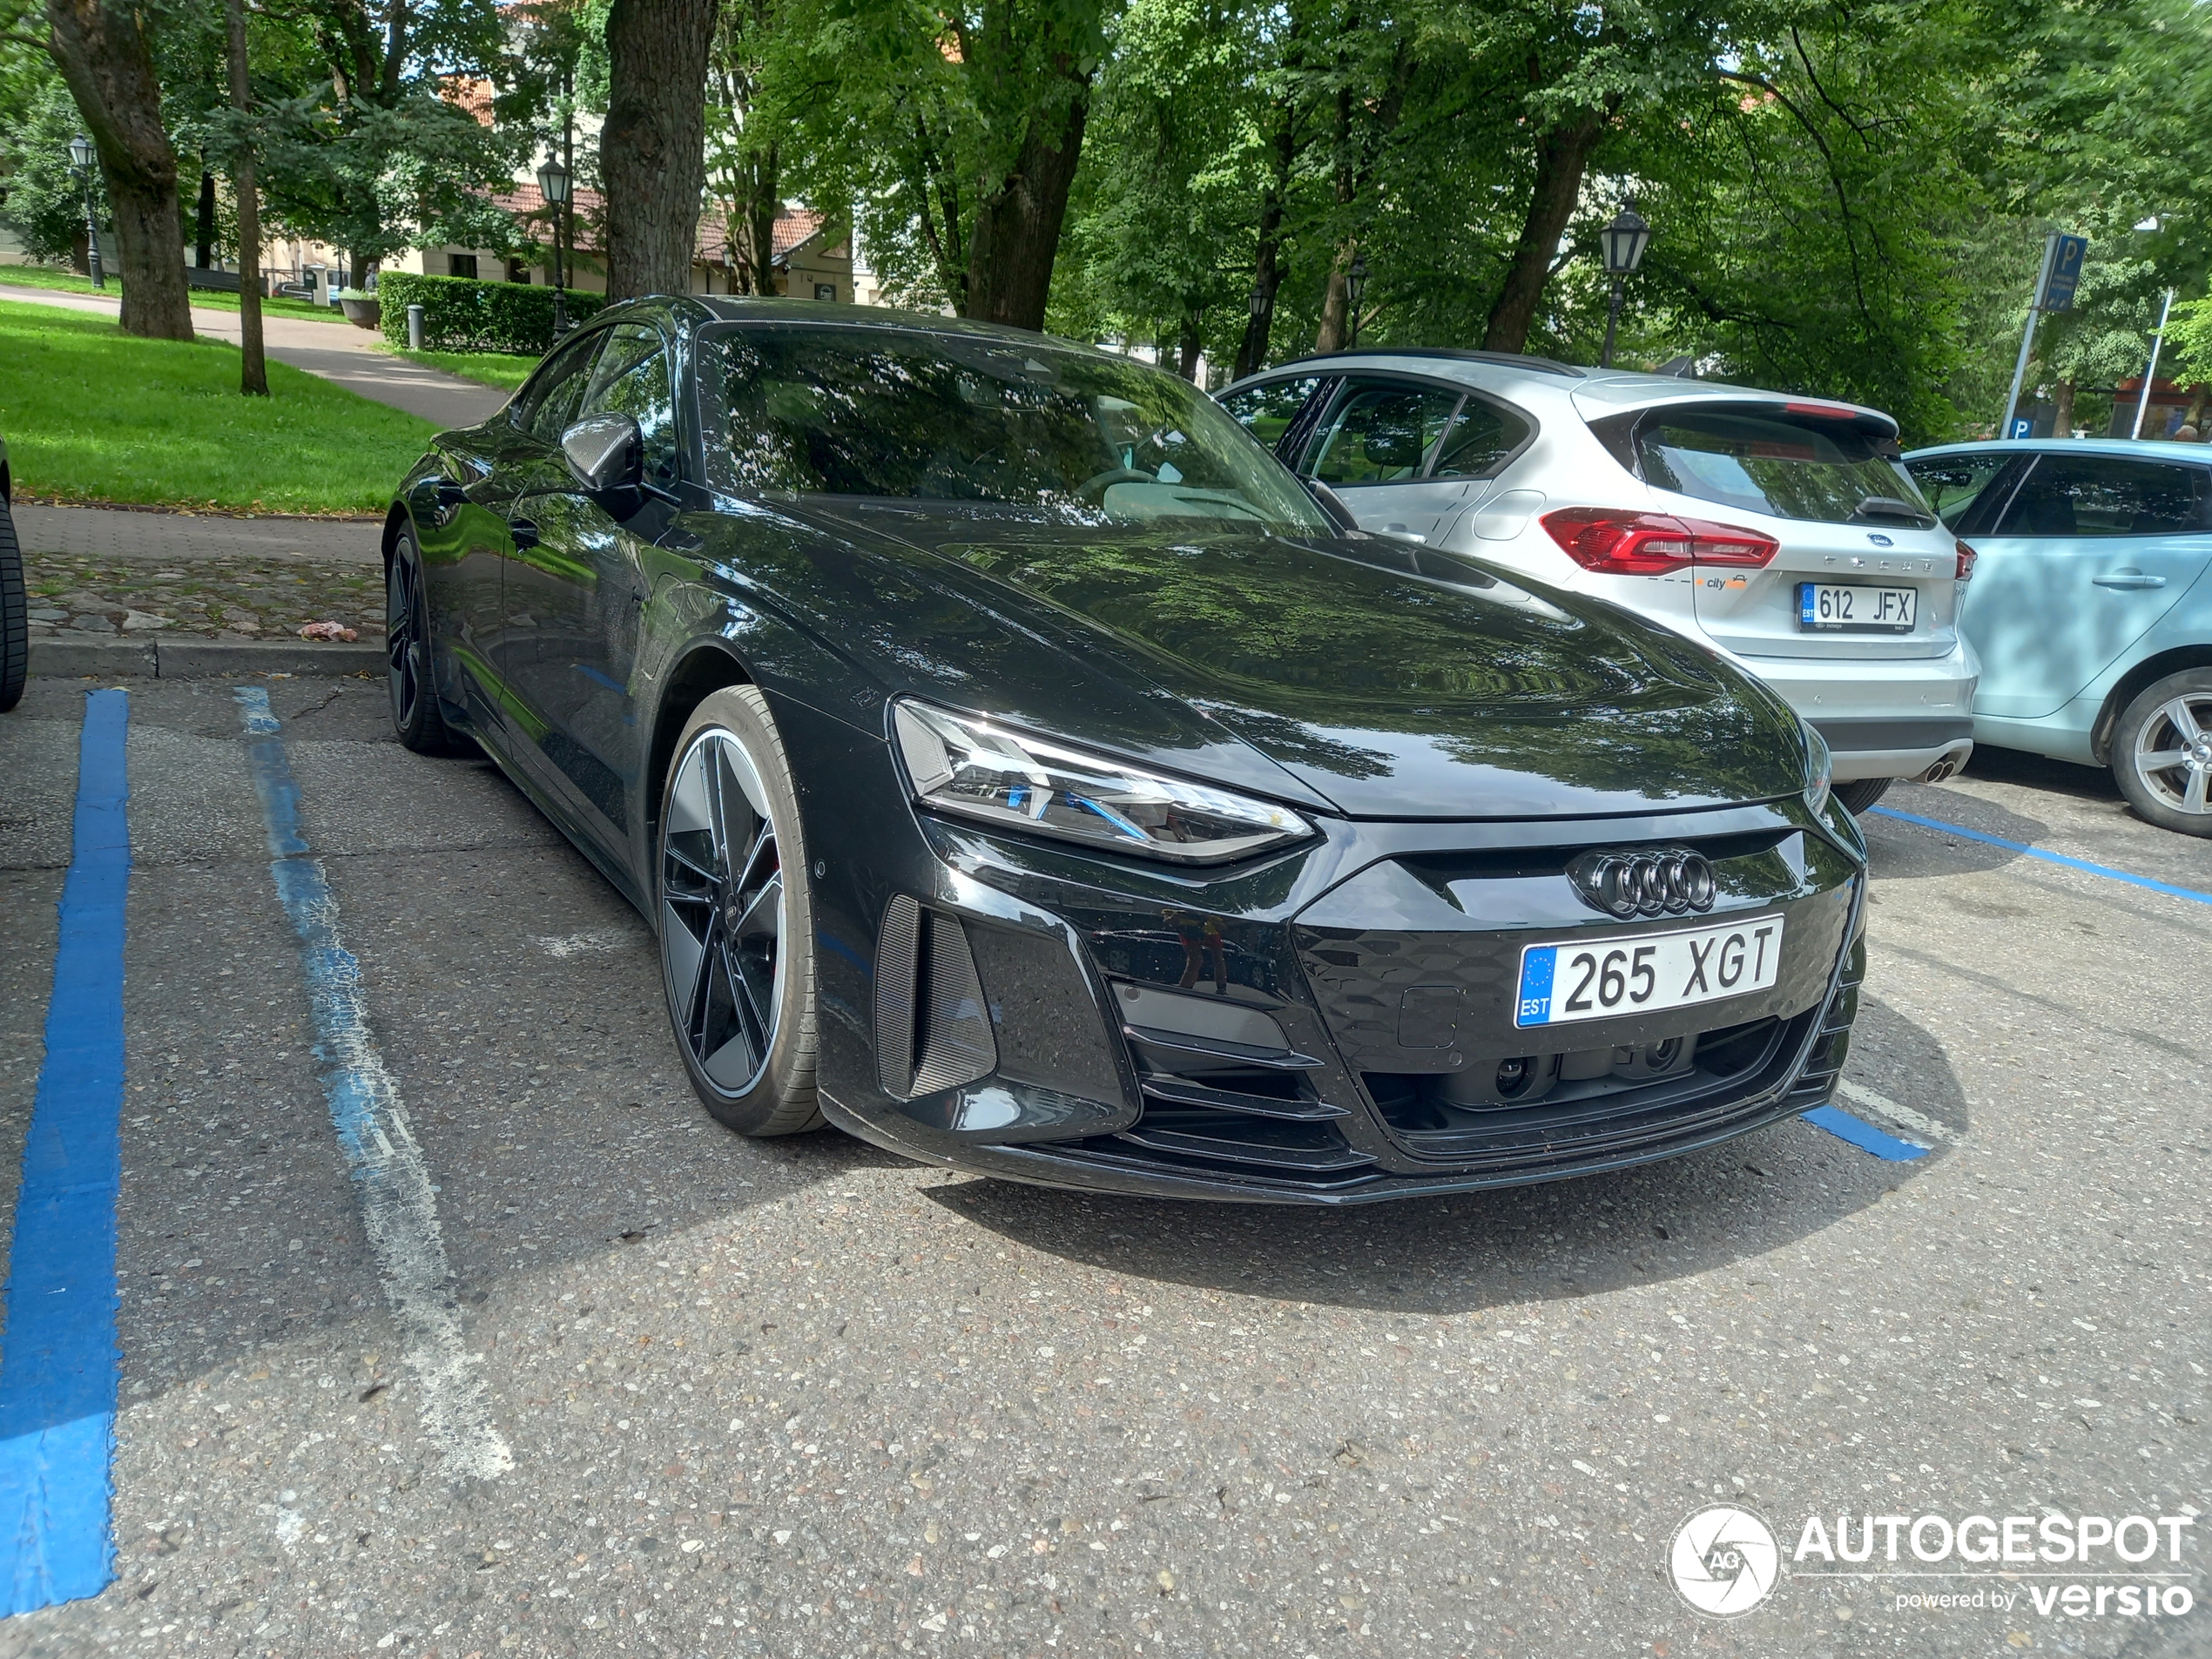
[1568,848,1718,919]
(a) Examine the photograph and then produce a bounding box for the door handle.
[2092,570,2166,590]
[509,517,540,550]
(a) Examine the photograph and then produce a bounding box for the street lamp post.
[1599,201,1652,369]
[536,152,570,336]
[68,134,104,290]
[1345,253,1369,349]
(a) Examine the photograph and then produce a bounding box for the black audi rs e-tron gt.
[383,297,1866,1204]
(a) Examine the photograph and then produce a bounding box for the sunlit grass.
[0,261,353,325]
[378,342,540,391]
[0,300,435,513]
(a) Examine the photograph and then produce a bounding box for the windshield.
[1602,405,1932,526]
[699,324,1328,533]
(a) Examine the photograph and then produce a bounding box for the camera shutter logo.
[1669,1505,1781,1617]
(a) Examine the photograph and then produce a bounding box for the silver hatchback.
[1220,352,1980,809]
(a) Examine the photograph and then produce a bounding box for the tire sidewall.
[658,685,821,1135]
[0,496,25,714]
[2112,669,2212,837]
[387,529,438,747]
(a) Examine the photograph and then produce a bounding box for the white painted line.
[1835,1077,1960,1147]
[236,687,511,1481]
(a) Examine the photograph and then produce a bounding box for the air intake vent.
[875,896,997,1100]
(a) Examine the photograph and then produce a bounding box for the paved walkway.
[0,284,508,429]
[14,503,383,563]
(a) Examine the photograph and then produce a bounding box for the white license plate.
[1798,582,1915,631]
[1514,916,1784,1028]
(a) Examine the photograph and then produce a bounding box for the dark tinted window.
[702,326,1326,531]
[1308,383,1458,485]
[1623,405,1930,523]
[1217,376,1322,454]
[1432,395,1533,479]
[577,322,681,490]
[1905,452,2014,530]
[514,333,602,442]
[1991,455,2210,537]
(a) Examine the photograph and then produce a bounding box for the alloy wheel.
[386,548,425,732]
[661,729,786,1096]
[2129,691,2212,818]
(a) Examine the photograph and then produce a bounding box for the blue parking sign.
[2040,234,2088,311]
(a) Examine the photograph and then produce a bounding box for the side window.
[1993,455,2210,537]
[1431,395,1533,479]
[514,333,603,443]
[577,322,682,490]
[1905,452,2015,531]
[1307,381,1459,486]
[1218,376,1323,455]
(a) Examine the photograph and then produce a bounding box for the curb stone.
[29,637,385,679]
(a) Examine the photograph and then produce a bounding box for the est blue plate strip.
[1804,1104,1928,1162]
[1870,806,2212,907]
[0,690,131,1613]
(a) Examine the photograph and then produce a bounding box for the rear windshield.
[699,324,1327,533]
[1599,405,1932,526]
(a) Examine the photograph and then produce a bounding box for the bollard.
[407,303,425,352]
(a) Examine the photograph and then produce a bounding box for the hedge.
[376,270,607,355]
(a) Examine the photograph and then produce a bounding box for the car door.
[1291,377,1534,544]
[1953,451,2212,718]
[504,321,684,848]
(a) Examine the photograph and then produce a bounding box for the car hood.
[754,503,1811,820]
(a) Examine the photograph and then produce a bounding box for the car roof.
[1905,437,2212,464]
[1224,351,1898,431]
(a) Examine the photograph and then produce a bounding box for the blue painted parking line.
[1804,1104,1929,1162]
[1869,806,2212,907]
[0,690,131,1614]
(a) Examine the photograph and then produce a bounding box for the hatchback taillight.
[1954,538,1978,583]
[1540,508,1780,575]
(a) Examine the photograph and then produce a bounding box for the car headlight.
[1802,720,1833,819]
[893,700,1316,864]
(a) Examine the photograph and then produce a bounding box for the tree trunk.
[44,0,192,339]
[1481,109,1606,354]
[1314,243,1354,354]
[603,0,717,299]
[964,91,1089,332]
[2052,379,2075,439]
[1177,314,1202,382]
[195,163,215,267]
[745,145,779,295]
[2183,382,2206,435]
[226,0,266,395]
[1233,100,1295,381]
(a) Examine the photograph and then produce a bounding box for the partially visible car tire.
[0,492,26,713]
[2111,669,2212,836]
[386,528,467,754]
[1833,778,1892,816]
[657,685,823,1136]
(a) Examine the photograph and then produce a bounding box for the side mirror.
[1305,476,1361,534]
[561,413,643,495]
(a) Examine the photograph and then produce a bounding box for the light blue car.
[1902,438,2212,836]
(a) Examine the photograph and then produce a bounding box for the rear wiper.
[1851,495,1935,526]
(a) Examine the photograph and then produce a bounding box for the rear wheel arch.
[644,644,757,868]
[2092,644,2212,765]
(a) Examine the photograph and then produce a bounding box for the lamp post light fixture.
[1344,253,1370,348]
[67,133,104,290]
[536,152,571,335]
[1599,200,1651,369]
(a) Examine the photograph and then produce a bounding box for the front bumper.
[786,699,1869,1204]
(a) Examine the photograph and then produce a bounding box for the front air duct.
[875,895,997,1099]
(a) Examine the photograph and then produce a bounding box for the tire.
[2110,668,2212,836]
[1832,778,1893,816]
[657,685,822,1136]
[386,529,466,754]
[0,495,25,713]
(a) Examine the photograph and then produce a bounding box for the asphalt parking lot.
[1,673,2206,1659]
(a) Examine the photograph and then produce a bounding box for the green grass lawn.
[0,300,436,513]
[0,261,350,325]
[379,342,540,390]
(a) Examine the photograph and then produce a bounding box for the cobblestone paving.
[24,550,386,643]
